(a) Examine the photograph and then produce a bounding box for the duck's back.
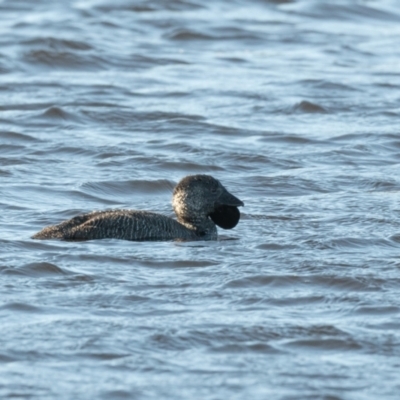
[32,210,197,242]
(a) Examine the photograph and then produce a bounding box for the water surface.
[1,0,400,399]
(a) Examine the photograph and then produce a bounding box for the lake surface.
[1,0,400,398]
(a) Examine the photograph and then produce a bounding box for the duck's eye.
[210,187,218,194]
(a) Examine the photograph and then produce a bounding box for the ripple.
[0,302,42,313]
[299,3,400,22]
[22,37,93,51]
[36,106,83,123]
[283,338,361,352]
[289,100,328,114]
[1,262,69,277]
[95,1,203,13]
[224,274,384,292]
[224,274,302,289]
[80,179,175,198]
[0,131,38,142]
[149,325,280,352]
[211,343,280,354]
[23,50,104,70]
[0,353,17,363]
[139,260,217,268]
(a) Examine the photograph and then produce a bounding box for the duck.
[32,175,244,241]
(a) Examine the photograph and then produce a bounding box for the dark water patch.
[0,156,29,166]
[267,295,325,307]
[0,144,25,154]
[366,320,400,331]
[259,0,295,4]
[149,325,280,352]
[66,273,97,284]
[357,177,400,192]
[22,37,93,51]
[165,26,268,42]
[38,106,79,121]
[354,305,400,316]
[0,131,38,142]
[330,133,374,143]
[224,274,303,289]
[1,262,68,277]
[379,110,400,118]
[225,274,384,292]
[79,351,129,361]
[0,302,42,313]
[129,54,190,68]
[294,2,400,23]
[0,237,71,252]
[324,237,397,251]
[165,28,214,41]
[273,324,362,353]
[300,79,359,93]
[122,294,150,303]
[147,141,203,154]
[23,50,105,71]
[317,275,385,292]
[0,169,12,177]
[95,0,203,13]
[166,119,250,138]
[100,390,139,400]
[31,145,96,158]
[97,3,155,13]
[217,56,248,63]
[93,147,142,160]
[213,26,267,41]
[211,342,280,354]
[256,242,298,251]
[257,131,321,145]
[283,337,361,352]
[0,99,61,111]
[81,109,205,129]
[0,353,17,363]
[289,100,328,114]
[332,132,400,145]
[61,254,135,271]
[231,294,324,308]
[139,260,217,269]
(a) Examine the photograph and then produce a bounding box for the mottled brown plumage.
[32,175,244,242]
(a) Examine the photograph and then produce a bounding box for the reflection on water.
[2,0,400,399]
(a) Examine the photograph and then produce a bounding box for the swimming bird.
[32,175,244,241]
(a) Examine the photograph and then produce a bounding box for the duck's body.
[32,210,210,241]
[32,175,243,242]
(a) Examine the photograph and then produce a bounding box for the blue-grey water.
[2,0,400,399]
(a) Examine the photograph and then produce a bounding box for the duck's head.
[172,175,244,229]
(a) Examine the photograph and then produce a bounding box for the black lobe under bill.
[209,205,240,229]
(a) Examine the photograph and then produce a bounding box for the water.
[1,0,400,398]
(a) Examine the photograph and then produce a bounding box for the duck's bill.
[217,190,244,208]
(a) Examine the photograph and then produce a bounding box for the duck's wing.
[32,210,195,241]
